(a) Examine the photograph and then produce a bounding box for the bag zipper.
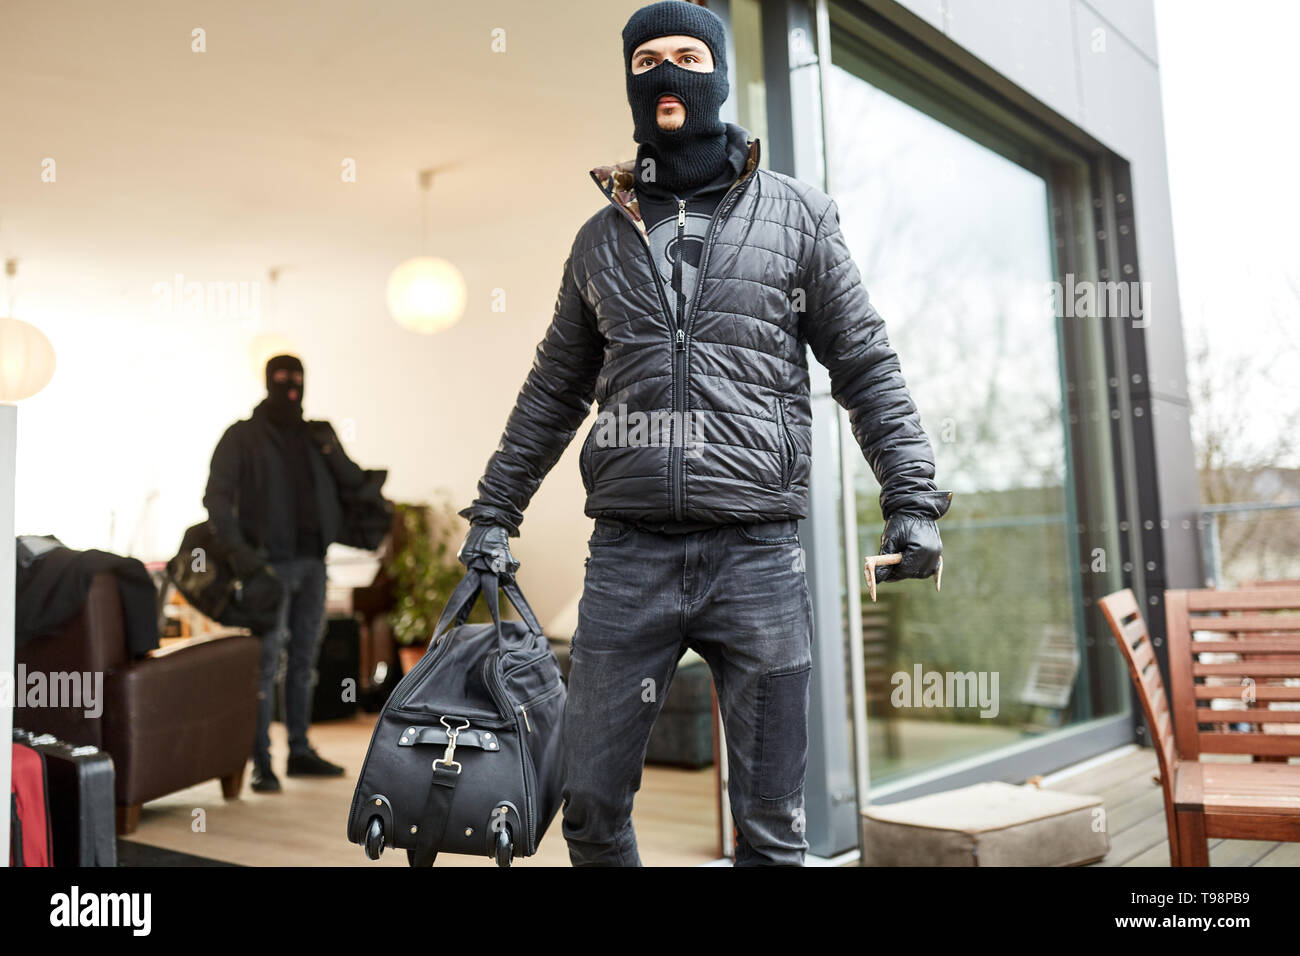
[516,680,564,733]
[501,645,556,680]
[484,653,537,850]
[393,623,464,710]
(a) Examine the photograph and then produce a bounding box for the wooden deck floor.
[124,713,720,867]
[124,716,1297,867]
[1043,746,1299,867]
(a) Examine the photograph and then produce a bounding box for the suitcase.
[10,740,53,867]
[312,616,361,721]
[272,615,362,723]
[346,569,565,867]
[16,729,117,867]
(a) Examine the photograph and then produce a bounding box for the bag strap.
[430,569,545,648]
[476,570,544,646]
[409,764,460,867]
[430,571,485,641]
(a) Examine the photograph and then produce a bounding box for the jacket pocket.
[578,425,598,493]
[775,398,795,491]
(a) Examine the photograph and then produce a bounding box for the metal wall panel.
[1078,0,1160,63]
[1070,1,1200,590]
[944,0,1083,123]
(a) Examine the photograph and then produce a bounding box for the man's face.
[272,367,304,402]
[629,34,716,131]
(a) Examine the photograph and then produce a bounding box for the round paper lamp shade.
[386,257,466,334]
[0,316,56,401]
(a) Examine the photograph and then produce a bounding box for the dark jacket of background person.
[204,401,365,572]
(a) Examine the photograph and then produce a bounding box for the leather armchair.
[16,571,260,834]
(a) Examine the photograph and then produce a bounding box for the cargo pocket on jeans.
[757,664,811,801]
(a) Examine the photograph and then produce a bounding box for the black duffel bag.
[346,568,565,867]
[165,522,284,634]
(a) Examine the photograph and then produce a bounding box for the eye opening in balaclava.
[265,353,305,423]
[622,1,731,193]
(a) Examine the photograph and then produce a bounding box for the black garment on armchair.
[15,539,160,658]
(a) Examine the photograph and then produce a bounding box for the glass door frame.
[728,0,1160,855]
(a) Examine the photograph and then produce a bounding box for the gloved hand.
[238,564,284,618]
[872,513,944,584]
[457,521,520,578]
[230,544,269,581]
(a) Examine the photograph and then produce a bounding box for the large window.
[826,18,1129,786]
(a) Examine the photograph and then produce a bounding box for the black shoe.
[286,748,345,777]
[250,763,282,793]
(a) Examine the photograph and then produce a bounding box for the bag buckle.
[432,716,471,774]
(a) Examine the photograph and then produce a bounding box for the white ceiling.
[1,0,654,623]
[1,0,644,296]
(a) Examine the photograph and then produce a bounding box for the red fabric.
[10,743,52,867]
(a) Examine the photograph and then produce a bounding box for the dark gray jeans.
[254,556,327,765]
[561,517,813,866]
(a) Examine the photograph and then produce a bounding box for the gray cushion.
[861,782,1109,866]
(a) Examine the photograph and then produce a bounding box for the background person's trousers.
[561,518,813,866]
[254,556,328,765]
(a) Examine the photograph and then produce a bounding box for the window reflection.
[825,64,1115,783]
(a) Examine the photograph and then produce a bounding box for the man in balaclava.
[459,1,951,866]
[205,354,366,792]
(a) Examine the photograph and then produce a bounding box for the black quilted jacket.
[462,134,951,534]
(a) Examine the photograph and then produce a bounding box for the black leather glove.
[873,513,944,584]
[238,564,284,617]
[457,521,519,577]
[230,544,268,581]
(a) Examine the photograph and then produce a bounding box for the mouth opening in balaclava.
[265,354,304,424]
[623,1,731,193]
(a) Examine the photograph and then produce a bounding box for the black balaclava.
[264,354,304,425]
[623,1,730,193]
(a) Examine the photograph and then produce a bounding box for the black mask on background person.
[264,354,304,425]
[623,2,731,193]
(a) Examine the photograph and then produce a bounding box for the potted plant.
[386,498,488,673]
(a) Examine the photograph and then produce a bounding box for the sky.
[1154,0,1300,469]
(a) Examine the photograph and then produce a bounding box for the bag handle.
[430,569,544,648]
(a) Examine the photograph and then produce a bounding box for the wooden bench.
[1099,587,1300,866]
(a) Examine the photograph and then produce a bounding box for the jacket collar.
[589,136,761,239]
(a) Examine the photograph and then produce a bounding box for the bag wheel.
[494,825,514,868]
[364,816,385,860]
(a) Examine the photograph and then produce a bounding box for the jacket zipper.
[594,154,759,520]
[671,198,687,517]
[671,173,757,518]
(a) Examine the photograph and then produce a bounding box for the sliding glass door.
[824,17,1128,788]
